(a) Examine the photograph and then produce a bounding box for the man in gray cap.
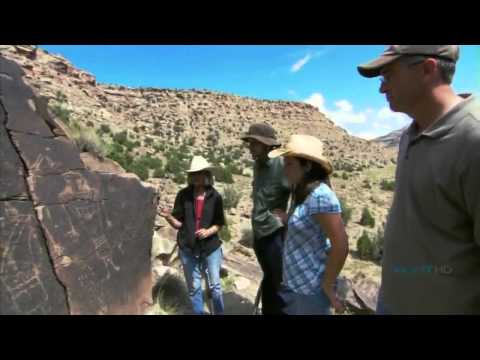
[241,123,291,314]
[358,45,480,314]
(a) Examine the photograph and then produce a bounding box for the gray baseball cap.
[357,45,460,78]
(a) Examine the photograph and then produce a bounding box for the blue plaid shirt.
[283,183,342,295]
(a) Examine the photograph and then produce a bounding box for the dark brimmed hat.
[241,123,281,147]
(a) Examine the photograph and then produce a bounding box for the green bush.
[339,197,353,226]
[232,148,243,160]
[99,124,111,134]
[138,154,163,170]
[215,166,234,184]
[128,161,149,181]
[173,124,184,133]
[223,185,241,210]
[360,207,375,228]
[357,231,374,260]
[229,163,243,176]
[219,221,231,242]
[342,172,349,180]
[221,274,236,293]
[380,179,395,191]
[56,90,67,102]
[50,104,72,125]
[154,144,165,152]
[106,142,133,170]
[153,167,165,178]
[172,172,186,184]
[71,125,107,159]
[357,227,384,261]
[363,180,372,189]
[113,130,128,144]
[144,137,154,145]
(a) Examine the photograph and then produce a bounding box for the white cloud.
[291,53,312,73]
[306,93,366,124]
[304,93,327,113]
[304,92,412,140]
[334,100,353,112]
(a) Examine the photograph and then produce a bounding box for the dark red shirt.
[194,196,205,232]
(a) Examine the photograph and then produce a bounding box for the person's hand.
[322,283,345,314]
[159,208,171,219]
[195,228,212,240]
[272,209,288,225]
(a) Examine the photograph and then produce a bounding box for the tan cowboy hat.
[268,134,333,174]
[186,156,216,173]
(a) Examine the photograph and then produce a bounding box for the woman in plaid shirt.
[269,135,349,315]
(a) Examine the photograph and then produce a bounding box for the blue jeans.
[280,286,332,315]
[179,246,224,315]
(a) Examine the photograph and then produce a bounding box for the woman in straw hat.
[269,135,349,315]
[160,156,226,315]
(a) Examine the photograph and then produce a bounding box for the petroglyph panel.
[28,170,104,206]
[11,133,84,176]
[37,193,154,314]
[0,201,68,314]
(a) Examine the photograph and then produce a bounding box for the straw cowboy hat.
[268,134,333,174]
[186,156,216,173]
[241,123,281,147]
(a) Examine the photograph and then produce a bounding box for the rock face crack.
[0,95,71,314]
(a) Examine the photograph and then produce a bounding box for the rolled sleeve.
[307,184,341,216]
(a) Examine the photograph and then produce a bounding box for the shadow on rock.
[152,272,190,314]
[223,291,255,315]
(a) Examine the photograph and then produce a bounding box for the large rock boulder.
[337,273,380,315]
[0,55,158,314]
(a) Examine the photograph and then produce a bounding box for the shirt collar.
[407,93,474,142]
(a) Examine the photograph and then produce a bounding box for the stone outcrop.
[0,55,157,315]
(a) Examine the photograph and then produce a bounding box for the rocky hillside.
[374,127,406,148]
[1,45,397,314]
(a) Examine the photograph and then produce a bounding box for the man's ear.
[423,58,438,77]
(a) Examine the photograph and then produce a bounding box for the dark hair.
[401,55,456,84]
[187,170,214,187]
[293,158,331,206]
[437,59,456,84]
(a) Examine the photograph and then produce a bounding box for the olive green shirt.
[251,157,291,239]
[382,94,480,314]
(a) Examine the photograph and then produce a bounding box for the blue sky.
[41,45,480,139]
